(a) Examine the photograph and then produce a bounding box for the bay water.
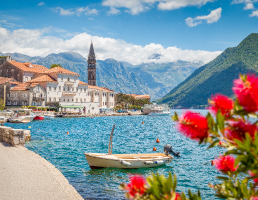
[8,109,222,199]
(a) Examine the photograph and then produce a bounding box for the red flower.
[174,193,181,200]
[225,120,258,141]
[178,111,209,141]
[251,197,258,200]
[213,155,237,173]
[209,94,233,117]
[233,74,258,112]
[125,175,146,198]
[249,171,258,185]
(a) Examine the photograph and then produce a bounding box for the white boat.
[84,125,174,169]
[85,152,173,169]
[143,103,171,116]
[149,110,171,116]
[9,109,34,123]
[44,111,55,119]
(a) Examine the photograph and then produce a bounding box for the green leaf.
[216,110,225,133]
[172,112,179,121]
[208,139,219,149]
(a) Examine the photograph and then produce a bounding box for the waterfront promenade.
[0,142,83,200]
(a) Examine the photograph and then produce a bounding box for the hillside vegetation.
[156,33,258,108]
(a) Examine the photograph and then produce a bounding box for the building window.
[61,77,63,81]
[54,97,56,102]
[72,99,74,102]
[49,86,51,91]
[59,86,61,91]
[76,98,78,102]
[59,98,61,102]
[81,98,82,102]
[64,99,66,102]
[7,94,10,97]
[54,87,56,91]
[77,88,78,92]
[14,94,17,97]
[7,101,11,105]
[103,102,104,106]
[49,98,51,102]
[67,99,69,102]
[38,102,41,106]
[37,86,39,91]
[63,87,65,91]
[84,88,86,92]
[74,77,76,81]
[80,88,82,92]
[68,87,70,91]
[23,94,27,97]
[68,77,70,81]
[33,102,35,106]
[84,98,86,102]
[105,102,107,105]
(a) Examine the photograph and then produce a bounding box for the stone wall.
[0,62,23,82]
[0,126,31,147]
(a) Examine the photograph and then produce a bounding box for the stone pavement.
[0,142,84,200]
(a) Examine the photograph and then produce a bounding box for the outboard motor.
[164,144,180,158]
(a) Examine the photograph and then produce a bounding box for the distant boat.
[44,111,55,119]
[9,109,34,123]
[33,111,44,120]
[84,125,173,169]
[143,103,171,116]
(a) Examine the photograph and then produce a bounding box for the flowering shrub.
[120,74,258,200]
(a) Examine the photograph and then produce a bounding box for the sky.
[0,0,258,65]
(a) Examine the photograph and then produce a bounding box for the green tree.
[50,64,62,68]
[0,98,5,110]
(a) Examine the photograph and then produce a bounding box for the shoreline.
[0,141,83,200]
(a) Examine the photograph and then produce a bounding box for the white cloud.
[0,27,221,65]
[107,7,121,15]
[244,3,254,9]
[55,7,75,16]
[232,0,258,3]
[250,9,258,16]
[37,2,45,6]
[54,6,98,16]
[186,7,222,27]
[102,0,214,15]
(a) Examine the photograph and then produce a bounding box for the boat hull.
[149,112,171,116]
[10,116,34,123]
[34,116,44,120]
[84,153,173,169]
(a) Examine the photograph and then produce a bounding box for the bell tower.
[87,41,96,86]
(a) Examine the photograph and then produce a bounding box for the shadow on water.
[9,110,222,199]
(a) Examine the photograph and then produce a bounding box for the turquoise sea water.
[8,109,223,200]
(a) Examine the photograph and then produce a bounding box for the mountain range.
[0,52,202,100]
[156,33,258,108]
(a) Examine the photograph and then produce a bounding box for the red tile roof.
[27,75,57,83]
[46,67,79,76]
[79,80,87,85]
[8,60,48,73]
[0,77,20,85]
[127,94,150,99]
[10,82,44,91]
[88,85,114,92]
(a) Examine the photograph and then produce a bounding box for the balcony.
[64,81,74,86]
[33,97,45,102]
[63,91,76,96]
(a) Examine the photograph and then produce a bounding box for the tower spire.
[87,41,96,86]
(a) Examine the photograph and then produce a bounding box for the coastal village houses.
[0,42,115,114]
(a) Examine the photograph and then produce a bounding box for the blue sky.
[0,0,258,64]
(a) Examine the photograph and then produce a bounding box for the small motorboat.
[9,109,34,123]
[44,111,55,119]
[33,111,44,120]
[85,125,178,169]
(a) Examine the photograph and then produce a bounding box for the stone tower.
[87,42,96,86]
